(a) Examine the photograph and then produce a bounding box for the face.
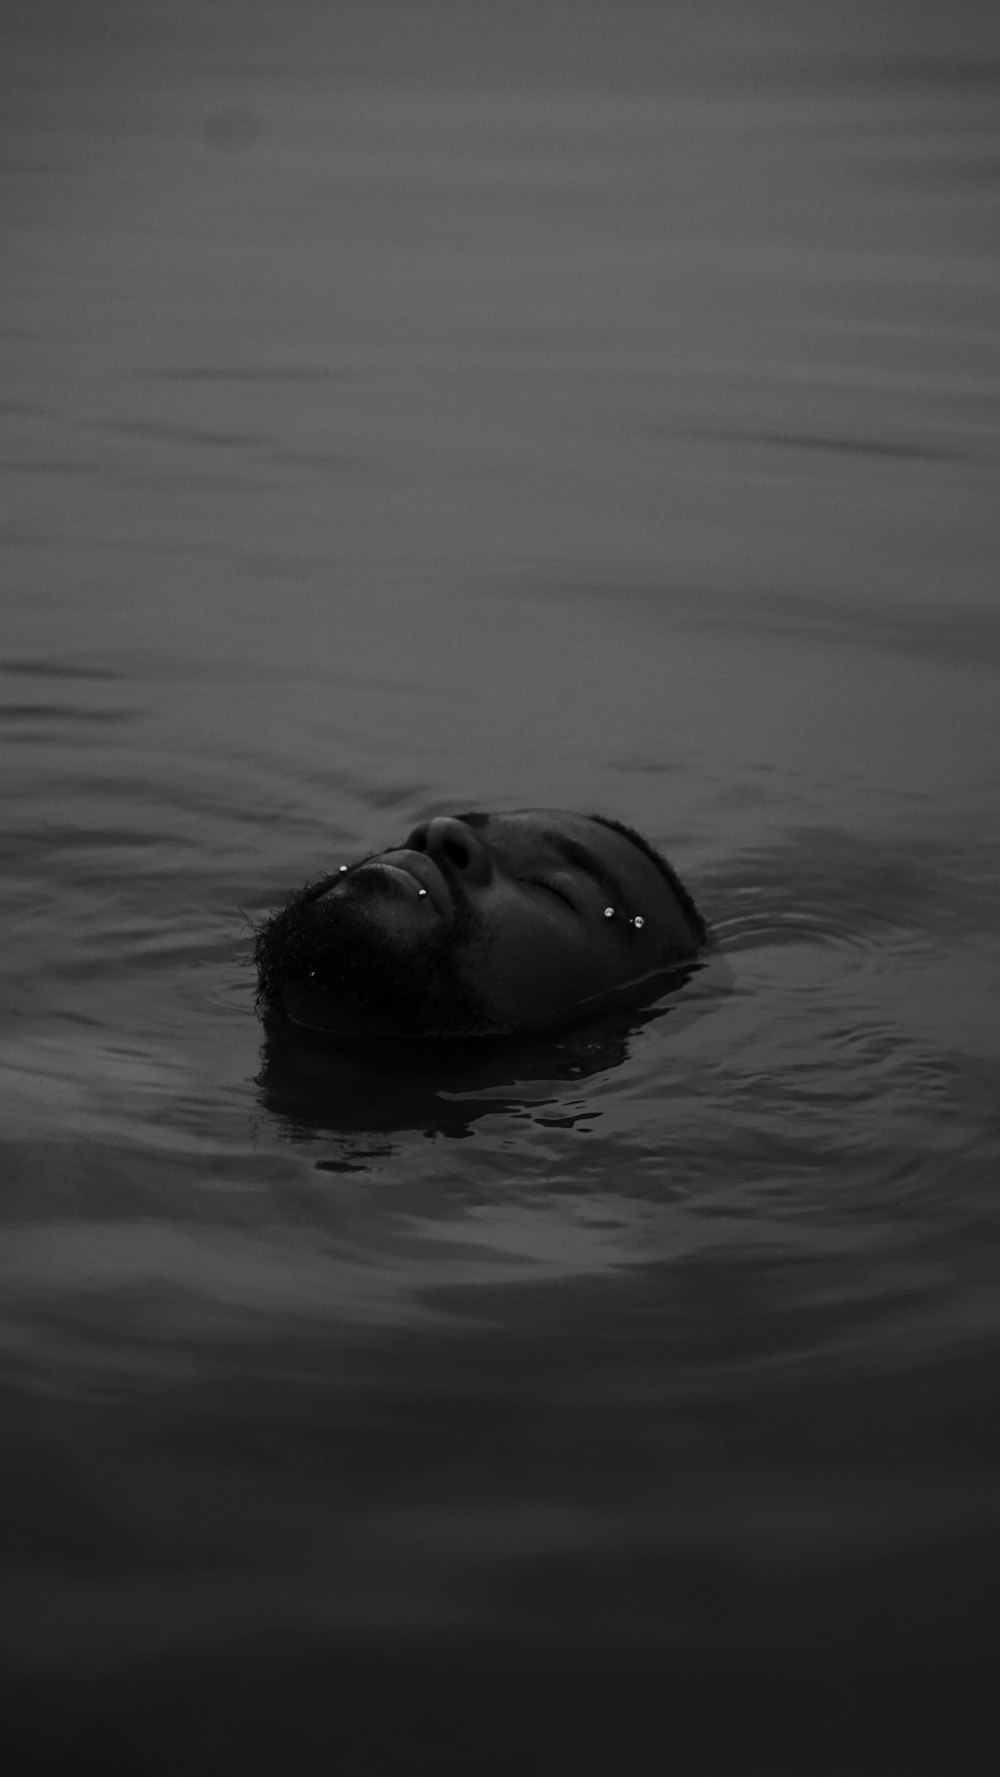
[253,809,702,1038]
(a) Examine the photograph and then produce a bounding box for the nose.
[405,815,493,885]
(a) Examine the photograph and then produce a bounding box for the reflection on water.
[256,965,705,1142]
[3,1,1000,1770]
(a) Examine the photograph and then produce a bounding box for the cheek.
[465,913,620,1019]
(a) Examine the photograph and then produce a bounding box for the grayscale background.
[3,2,999,1770]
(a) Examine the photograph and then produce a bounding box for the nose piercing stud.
[418,888,427,897]
[339,865,348,873]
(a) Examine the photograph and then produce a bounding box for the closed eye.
[525,875,577,911]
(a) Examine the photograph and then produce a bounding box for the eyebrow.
[455,813,626,907]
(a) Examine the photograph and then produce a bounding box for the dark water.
[3,3,1000,1771]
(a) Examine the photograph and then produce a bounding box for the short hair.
[589,814,708,945]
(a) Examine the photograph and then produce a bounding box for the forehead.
[456,808,602,848]
[454,808,657,895]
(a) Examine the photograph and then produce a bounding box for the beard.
[252,859,496,1037]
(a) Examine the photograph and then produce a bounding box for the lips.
[348,849,452,917]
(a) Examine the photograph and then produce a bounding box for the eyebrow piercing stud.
[604,906,645,929]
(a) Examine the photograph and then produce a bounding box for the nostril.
[414,815,486,878]
[441,836,470,870]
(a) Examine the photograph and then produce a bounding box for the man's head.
[253,808,707,1039]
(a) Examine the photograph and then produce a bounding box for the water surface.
[2,3,999,1771]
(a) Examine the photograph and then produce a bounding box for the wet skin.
[253,809,704,1038]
